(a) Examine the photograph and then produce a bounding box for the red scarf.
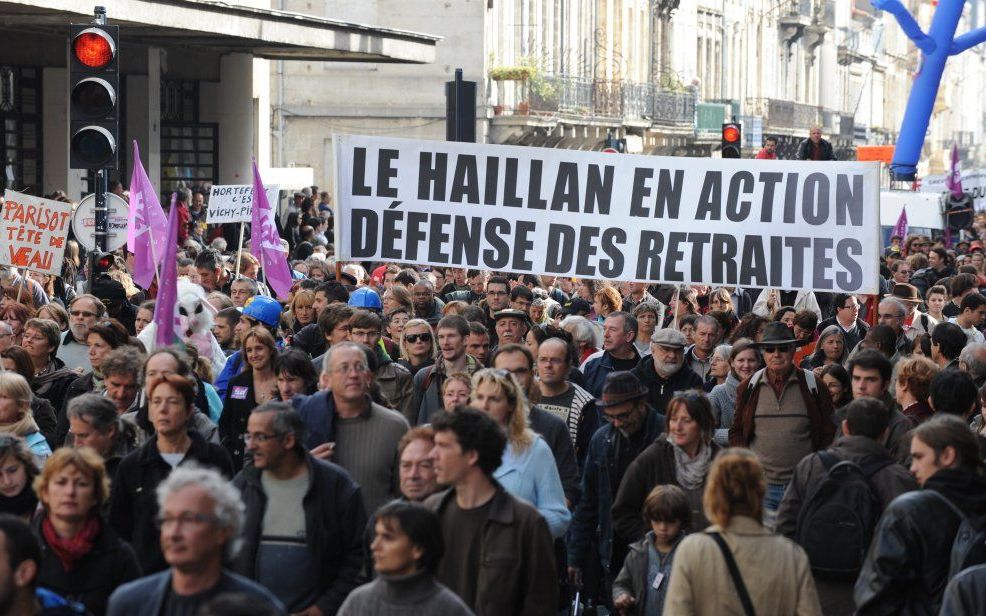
[42,515,100,572]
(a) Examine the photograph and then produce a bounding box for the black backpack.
[926,490,986,579]
[796,451,892,580]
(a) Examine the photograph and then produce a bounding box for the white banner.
[207,184,280,223]
[0,190,73,275]
[920,169,986,211]
[333,135,882,294]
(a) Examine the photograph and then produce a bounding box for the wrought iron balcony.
[746,98,822,132]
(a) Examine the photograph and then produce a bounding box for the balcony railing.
[746,97,822,131]
[494,74,695,126]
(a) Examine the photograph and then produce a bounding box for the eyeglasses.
[486,290,507,297]
[243,432,284,444]
[156,512,219,529]
[761,345,793,354]
[330,364,368,375]
[405,333,432,344]
[602,408,635,423]
[70,310,97,318]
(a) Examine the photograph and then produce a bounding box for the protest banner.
[0,190,73,275]
[333,135,882,294]
[207,184,280,223]
[920,168,986,211]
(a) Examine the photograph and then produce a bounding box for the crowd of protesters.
[2,183,986,615]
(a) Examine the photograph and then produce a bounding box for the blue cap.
[242,295,282,327]
[348,287,382,310]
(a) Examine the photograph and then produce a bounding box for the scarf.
[0,412,40,438]
[33,360,77,398]
[0,484,37,518]
[671,440,713,490]
[41,515,101,572]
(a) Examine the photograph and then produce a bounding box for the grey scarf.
[672,440,713,490]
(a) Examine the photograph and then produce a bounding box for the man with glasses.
[873,298,914,358]
[57,294,105,373]
[890,260,913,285]
[233,401,366,615]
[568,371,665,602]
[730,322,836,529]
[817,293,869,353]
[294,342,409,513]
[349,310,414,423]
[411,279,444,324]
[481,276,511,345]
[631,328,704,416]
[412,315,481,425]
[108,466,283,615]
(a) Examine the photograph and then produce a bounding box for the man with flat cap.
[630,328,704,417]
[730,322,835,528]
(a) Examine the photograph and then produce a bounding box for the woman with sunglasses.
[398,319,436,378]
[612,391,721,545]
[470,368,570,539]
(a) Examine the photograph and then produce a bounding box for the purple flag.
[946,142,964,199]
[153,194,181,349]
[127,141,169,289]
[891,207,908,240]
[250,161,292,299]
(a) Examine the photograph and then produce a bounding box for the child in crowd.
[612,484,692,615]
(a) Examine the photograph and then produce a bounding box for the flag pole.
[234,222,245,278]
[15,270,25,305]
[671,285,681,330]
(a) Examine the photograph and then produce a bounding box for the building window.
[0,66,42,196]
[160,79,216,194]
[160,123,217,195]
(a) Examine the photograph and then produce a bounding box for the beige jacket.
[664,515,822,616]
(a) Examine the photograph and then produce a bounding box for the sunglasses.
[70,310,98,318]
[405,333,432,344]
[761,345,793,354]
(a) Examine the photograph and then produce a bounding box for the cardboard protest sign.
[207,184,280,223]
[0,190,73,275]
[334,135,881,294]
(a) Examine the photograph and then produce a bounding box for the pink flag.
[891,207,908,240]
[153,194,181,349]
[946,142,964,199]
[127,141,169,289]
[250,161,292,299]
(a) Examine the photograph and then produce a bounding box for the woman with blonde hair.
[0,372,51,464]
[593,287,623,322]
[664,449,821,615]
[287,288,316,332]
[469,368,570,538]
[34,447,140,615]
[398,318,436,377]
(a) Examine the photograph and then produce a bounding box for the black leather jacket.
[854,469,986,615]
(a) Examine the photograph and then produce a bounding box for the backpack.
[926,490,986,579]
[795,451,892,580]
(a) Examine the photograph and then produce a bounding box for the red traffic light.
[723,125,741,143]
[73,28,115,69]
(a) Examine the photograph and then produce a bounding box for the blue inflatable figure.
[874,0,986,180]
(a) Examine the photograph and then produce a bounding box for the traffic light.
[721,122,742,159]
[69,23,119,169]
[93,252,115,277]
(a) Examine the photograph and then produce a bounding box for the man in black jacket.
[855,415,986,614]
[233,402,366,615]
[630,328,704,416]
[816,293,869,352]
[796,126,836,161]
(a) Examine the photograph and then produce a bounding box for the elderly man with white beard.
[630,328,704,416]
[57,293,106,373]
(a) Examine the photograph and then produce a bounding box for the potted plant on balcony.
[488,66,535,81]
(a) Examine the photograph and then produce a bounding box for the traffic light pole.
[86,168,107,292]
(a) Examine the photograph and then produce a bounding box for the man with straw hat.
[884,282,937,340]
[730,322,835,529]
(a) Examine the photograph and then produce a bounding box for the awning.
[0,0,440,63]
